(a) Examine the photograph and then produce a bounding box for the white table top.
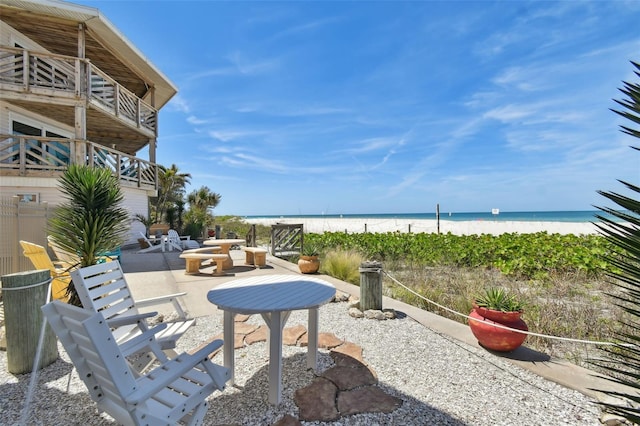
[207,274,336,314]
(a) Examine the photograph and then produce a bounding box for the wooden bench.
[180,252,228,276]
[242,247,268,268]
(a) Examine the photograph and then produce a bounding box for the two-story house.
[0,0,177,242]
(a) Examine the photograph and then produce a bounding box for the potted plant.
[298,244,320,274]
[48,165,130,306]
[468,287,528,352]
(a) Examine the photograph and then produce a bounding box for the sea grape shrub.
[307,231,619,280]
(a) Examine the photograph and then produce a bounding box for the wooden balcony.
[0,46,158,138]
[0,134,159,191]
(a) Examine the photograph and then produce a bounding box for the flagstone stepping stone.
[234,314,251,322]
[294,377,340,422]
[245,325,268,344]
[283,324,307,345]
[337,386,403,416]
[299,331,343,349]
[272,414,302,426]
[223,320,403,423]
[234,322,259,335]
[331,341,364,363]
[321,364,377,390]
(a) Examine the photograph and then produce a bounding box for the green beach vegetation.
[211,218,627,368]
[301,230,628,367]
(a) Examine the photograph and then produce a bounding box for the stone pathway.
[194,312,403,425]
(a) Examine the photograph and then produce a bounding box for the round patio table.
[207,274,336,405]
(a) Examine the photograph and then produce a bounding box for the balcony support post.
[22,51,29,89]
[148,138,156,163]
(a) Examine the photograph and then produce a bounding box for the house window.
[11,120,70,165]
[17,193,38,203]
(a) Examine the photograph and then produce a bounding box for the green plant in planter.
[475,287,524,312]
[301,243,319,257]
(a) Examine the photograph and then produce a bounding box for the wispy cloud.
[227,51,279,75]
[207,129,269,142]
[266,16,343,43]
[167,95,190,113]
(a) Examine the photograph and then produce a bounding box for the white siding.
[0,180,151,247]
[123,187,149,245]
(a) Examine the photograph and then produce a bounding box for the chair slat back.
[41,301,136,410]
[20,240,70,301]
[71,261,140,343]
[20,240,56,271]
[47,235,80,265]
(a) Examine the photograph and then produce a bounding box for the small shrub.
[320,249,364,285]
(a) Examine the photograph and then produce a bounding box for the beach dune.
[244,217,600,236]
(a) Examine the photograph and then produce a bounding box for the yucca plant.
[592,60,640,422]
[48,164,130,305]
[474,287,524,312]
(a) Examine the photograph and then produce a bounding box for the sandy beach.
[244,217,601,236]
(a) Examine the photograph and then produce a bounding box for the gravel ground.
[0,301,601,425]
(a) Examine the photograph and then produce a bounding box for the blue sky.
[83,1,639,216]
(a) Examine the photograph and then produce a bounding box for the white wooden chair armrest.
[126,339,226,405]
[118,323,169,362]
[136,293,188,319]
[106,311,157,329]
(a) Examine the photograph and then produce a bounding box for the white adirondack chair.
[136,232,164,253]
[41,300,229,426]
[70,260,195,371]
[168,229,200,250]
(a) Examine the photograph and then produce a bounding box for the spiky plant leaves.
[592,61,640,423]
[48,164,130,305]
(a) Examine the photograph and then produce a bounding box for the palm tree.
[155,164,191,223]
[184,186,222,238]
[187,185,221,212]
[48,164,130,305]
[593,61,640,423]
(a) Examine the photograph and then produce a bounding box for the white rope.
[0,278,53,292]
[382,269,637,348]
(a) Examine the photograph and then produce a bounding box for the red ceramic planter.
[468,305,528,352]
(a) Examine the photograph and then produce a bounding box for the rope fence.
[0,278,53,292]
[382,269,637,349]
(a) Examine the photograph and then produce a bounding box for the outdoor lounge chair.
[41,300,229,426]
[47,235,80,266]
[136,231,164,253]
[70,260,195,372]
[168,229,200,250]
[19,240,70,301]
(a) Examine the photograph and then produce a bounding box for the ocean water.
[246,210,626,223]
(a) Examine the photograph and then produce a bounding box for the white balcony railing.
[0,134,159,190]
[0,46,157,134]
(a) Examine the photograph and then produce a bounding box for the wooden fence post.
[359,260,383,311]
[3,269,58,374]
